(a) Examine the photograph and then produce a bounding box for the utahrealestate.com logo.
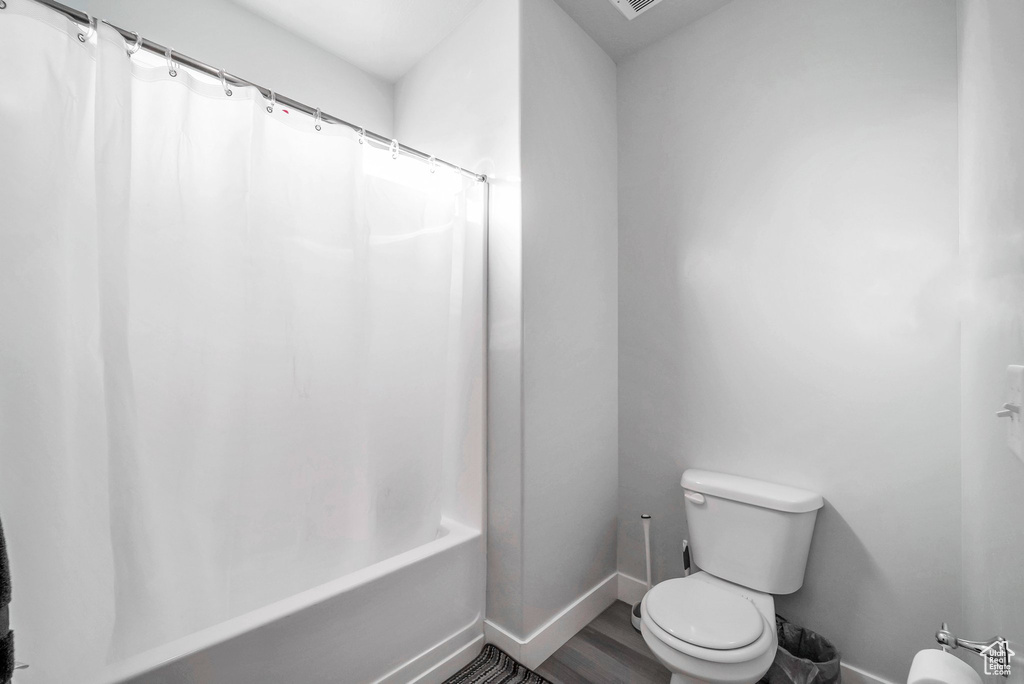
[981,638,1015,677]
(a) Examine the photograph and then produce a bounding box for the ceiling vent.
[609,0,665,20]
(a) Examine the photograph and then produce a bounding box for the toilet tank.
[681,469,823,595]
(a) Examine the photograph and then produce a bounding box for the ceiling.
[551,0,735,63]
[230,0,486,82]
[229,0,734,83]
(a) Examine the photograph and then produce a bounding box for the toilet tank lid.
[681,470,823,513]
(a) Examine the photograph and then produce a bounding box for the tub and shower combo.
[0,1,488,682]
[97,519,485,683]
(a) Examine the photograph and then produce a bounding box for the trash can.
[761,616,841,684]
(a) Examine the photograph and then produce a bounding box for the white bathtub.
[89,519,484,684]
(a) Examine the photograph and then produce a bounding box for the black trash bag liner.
[761,615,841,684]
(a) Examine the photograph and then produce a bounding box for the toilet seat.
[646,578,764,650]
[640,576,776,665]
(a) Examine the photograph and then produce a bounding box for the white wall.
[65,0,393,134]
[520,0,618,639]
[397,0,618,660]
[617,1,960,681]
[395,0,523,637]
[958,2,1024,680]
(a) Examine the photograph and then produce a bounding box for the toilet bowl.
[640,572,778,684]
[641,470,823,684]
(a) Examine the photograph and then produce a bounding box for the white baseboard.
[484,572,618,669]
[482,619,522,663]
[617,571,649,606]
[841,662,894,684]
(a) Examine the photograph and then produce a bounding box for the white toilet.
[640,469,823,684]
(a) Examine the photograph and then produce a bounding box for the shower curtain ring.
[218,69,233,97]
[428,156,437,173]
[0,1,8,10]
[126,31,142,57]
[78,14,96,42]
[166,48,178,77]
[314,108,322,131]
[390,139,400,160]
[266,90,275,113]
[357,128,365,145]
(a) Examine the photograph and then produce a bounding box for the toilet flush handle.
[683,491,705,505]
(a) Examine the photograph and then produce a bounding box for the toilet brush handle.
[641,515,652,592]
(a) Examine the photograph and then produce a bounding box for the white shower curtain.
[0,2,485,681]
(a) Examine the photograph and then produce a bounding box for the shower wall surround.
[617,1,960,681]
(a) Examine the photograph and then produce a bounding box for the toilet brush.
[631,514,652,632]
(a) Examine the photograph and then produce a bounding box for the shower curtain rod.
[20,0,487,183]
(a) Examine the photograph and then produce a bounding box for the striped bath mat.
[444,644,552,684]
